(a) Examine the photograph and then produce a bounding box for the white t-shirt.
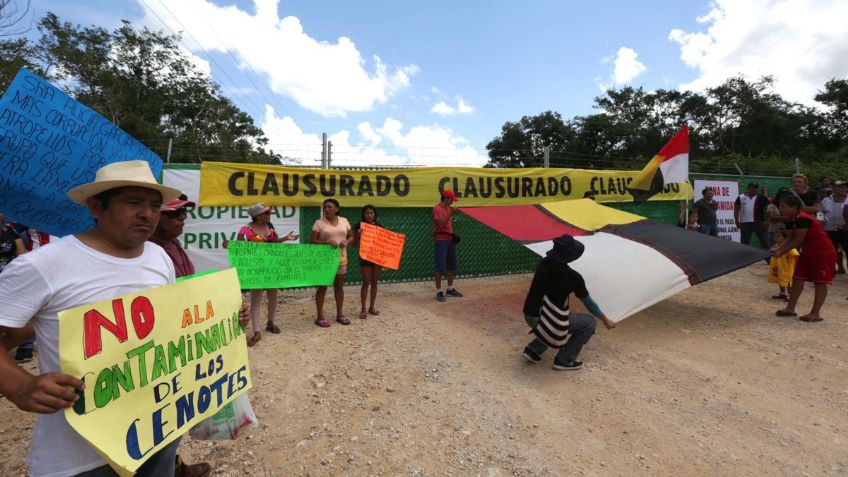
[821,196,846,231]
[0,236,175,477]
[736,194,757,223]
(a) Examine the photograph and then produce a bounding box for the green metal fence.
[300,206,542,285]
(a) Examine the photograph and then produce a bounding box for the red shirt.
[149,236,196,278]
[786,211,835,255]
[433,203,453,240]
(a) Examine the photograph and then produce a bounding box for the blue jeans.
[434,240,457,273]
[18,335,35,352]
[698,223,718,236]
[740,222,769,249]
[526,313,597,363]
[74,438,180,477]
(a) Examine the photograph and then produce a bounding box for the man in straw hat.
[521,234,616,370]
[0,160,211,476]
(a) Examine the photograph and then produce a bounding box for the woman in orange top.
[310,199,354,327]
[239,203,298,346]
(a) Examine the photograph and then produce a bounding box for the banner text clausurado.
[199,162,693,208]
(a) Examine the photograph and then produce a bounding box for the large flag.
[628,125,689,203]
[461,198,768,323]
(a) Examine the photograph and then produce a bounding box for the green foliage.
[487,76,848,179]
[1,12,281,164]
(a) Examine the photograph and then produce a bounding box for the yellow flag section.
[200,161,693,208]
[539,199,643,231]
[59,269,249,476]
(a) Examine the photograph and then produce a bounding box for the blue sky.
[26,0,848,166]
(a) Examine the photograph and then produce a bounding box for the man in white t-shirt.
[821,180,847,274]
[0,161,187,477]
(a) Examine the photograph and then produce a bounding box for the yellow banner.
[59,269,249,476]
[199,162,693,207]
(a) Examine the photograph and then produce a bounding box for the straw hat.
[67,160,181,205]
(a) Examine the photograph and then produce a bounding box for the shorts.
[434,239,457,274]
[359,258,377,268]
[826,230,847,253]
[793,251,836,284]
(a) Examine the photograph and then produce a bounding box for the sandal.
[315,319,331,328]
[775,309,797,317]
[368,308,380,316]
[336,316,351,325]
[265,322,281,334]
[771,293,788,300]
[358,311,368,320]
[799,314,823,322]
[247,334,261,346]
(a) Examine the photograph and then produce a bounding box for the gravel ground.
[2,263,847,476]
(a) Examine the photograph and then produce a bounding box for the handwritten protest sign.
[59,269,249,476]
[358,222,406,270]
[227,241,341,288]
[0,68,162,237]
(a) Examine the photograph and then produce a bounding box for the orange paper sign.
[358,222,406,270]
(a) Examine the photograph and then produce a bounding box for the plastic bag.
[190,394,258,440]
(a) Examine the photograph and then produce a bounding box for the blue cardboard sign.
[0,68,163,236]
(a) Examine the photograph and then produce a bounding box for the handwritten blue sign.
[0,68,163,236]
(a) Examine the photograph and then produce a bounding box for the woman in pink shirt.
[310,199,354,327]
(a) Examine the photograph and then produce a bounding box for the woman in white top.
[821,180,847,274]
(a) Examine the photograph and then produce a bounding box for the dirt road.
[2,263,847,476]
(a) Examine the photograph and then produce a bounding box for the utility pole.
[321,132,328,168]
[543,146,550,168]
[795,158,800,174]
[166,138,173,163]
[327,141,333,168]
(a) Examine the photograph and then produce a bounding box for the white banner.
[694,179,739,242]
[162,168,300,272]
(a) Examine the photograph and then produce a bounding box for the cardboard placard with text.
[59,269,249,476]
[358,222,406,270]
[0,68,162,236]
[227,241,340,288]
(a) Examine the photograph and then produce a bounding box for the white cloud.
[613,47,647,85]
[260,107,486,167]
[596,46,647,91]
[137,0,419,117]
[669,0,848,104]
[430,96,475,116]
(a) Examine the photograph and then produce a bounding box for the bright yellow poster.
[199,162,693,208]
[59,268,250,476]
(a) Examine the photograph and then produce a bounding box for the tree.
[1,12,281,164]
[486,111,576,168]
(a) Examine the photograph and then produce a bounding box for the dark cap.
[747,182,758,188]
[546,234,585,264]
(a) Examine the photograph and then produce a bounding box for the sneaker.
[14,348,34,363]
[446,288,463,298]
[436,291,446,302]
[522,347,541,363]
[552,359,583,371]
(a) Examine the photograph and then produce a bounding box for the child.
[768,230,799,301]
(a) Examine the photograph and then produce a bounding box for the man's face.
[833,184,847,196]
[704,190,714,201]
[791,176,806,192]
[88,187,162,249]
[156,207,187,240]
[747,185,758,196]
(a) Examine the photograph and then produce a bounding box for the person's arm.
[0,334,84,414]
[774,227,807,257]
[733,198,741,228]
[277,231,299,242]
[843,204,848,231]
[801,196,821,215]
[342,225,354,248]
[14,238,26,256]
[578,294,616,330]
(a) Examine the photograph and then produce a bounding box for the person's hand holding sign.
[8,372,84,414]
